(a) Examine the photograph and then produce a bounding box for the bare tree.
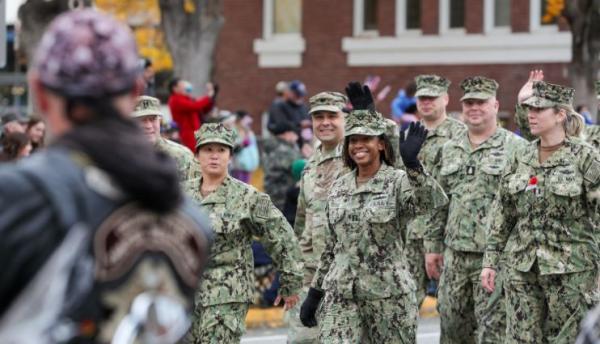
[159,0,224,97]
[18,0,92,69]
[563,0,600,116]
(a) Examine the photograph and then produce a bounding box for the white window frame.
[253,0,305,68]
[395,0,422,36]
[439,0,467,35]
[483,0,511,34]
[530,0,559,33]
[353,0,379,37]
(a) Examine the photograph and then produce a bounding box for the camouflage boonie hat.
[595,80,600,100]
[460,76,499,101]
[194,123,237,150]
[415,75,451,97]
[344,109,387,137]
[309,91,348,114]
[522,81,574,109]
[132,96,162,118]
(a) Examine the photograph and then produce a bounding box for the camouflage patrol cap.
[522,81,574,109]
[194,123,237,150]
[344,109,387,137]
[414,75,451,97]
[309,91,348,114]
[132,96,162,118]
[460,76,499,101]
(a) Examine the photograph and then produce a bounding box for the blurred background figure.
[391,81,419,129]
[231,110,259,184]
[167,78,216,151]
[140,57,156,96]
[25,117,45,153]
[162,120,181,143]
[267,80,309,140]
[0,132,32,162]
[576,104,594,125]
[282,158,306,226]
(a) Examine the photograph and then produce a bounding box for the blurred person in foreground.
[0,9,212,343]
[184,123,302,343]
[168,78,216,152]
[132,95,201,183]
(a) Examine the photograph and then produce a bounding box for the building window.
[363,0,378,31]
[494,0,511,27]
[273,0,302,34]
[406,0,420,30]
[449,0,465,28]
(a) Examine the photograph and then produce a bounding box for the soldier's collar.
[518,138,578,168]
[198,176,230,204]
[350,163,393,194]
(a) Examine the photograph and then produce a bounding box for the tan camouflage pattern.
[344,109,388,137]
[312,163,448,300]
[194,122,237,149]
[262,137,303,210]
[184,175,303,307]
[483,137,600,273]
[522,81,574,109]
[309,92,348,115]
[504,267,597,343]
[317,291,418,343]
[156,137,200,183]
[437,249,506,344]
[415,74,451,97]
[186,302,249,344]
[460,76,499,101]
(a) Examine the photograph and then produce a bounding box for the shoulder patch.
[255,194,272,219]
[584,158,600,185]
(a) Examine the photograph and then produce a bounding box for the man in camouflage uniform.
[132,95,200,183]
[262,122,303,210]
[404,75,466,306]
[424,77,525,343]
[184,123,303,343]
[482,81,600,343]
[287,91,348,343]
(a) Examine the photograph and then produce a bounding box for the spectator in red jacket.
[167,78,216,151]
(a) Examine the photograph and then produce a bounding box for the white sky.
[6,0,24,25]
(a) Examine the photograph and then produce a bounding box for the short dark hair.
[342,134,395,170]
[168,78,180,94]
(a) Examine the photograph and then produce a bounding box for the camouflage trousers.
[317,292,417,344]
[404,237,428,307]
[185,302,249,344]
[286,288,319,344]
[438,248,506,344]
[504,266,598,344]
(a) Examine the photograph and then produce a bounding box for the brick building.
[214,0,571,133]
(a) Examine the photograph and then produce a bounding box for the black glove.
[345,82,375,111]
[300,288,324,328]
[399,122,428,169]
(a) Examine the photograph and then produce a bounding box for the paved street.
[242,316,441,344]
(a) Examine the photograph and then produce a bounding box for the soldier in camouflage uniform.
[481,81,600,343]
[287,91,349,343]
[299,82,448,343]
[184,123,303,344]
[404,74,466,307]
[262,122,303,211]
[424,76,525,344]
[132,95,200,183]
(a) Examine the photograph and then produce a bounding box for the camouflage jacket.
[405,117,466,240]
[184,176,303,306]
[156,137,201,183]
[424,128,526,253]
[585,125,600,150]
[294,143,347,286]
[262,137,302,210]
[312,163,448,300]
[483,137,600,274]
